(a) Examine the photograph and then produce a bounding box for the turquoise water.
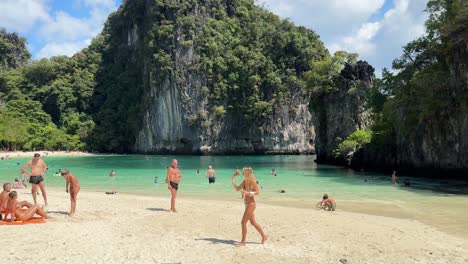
[1,155,468,237]
[1,155,467,199]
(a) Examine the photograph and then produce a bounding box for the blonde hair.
[242,167,256,191]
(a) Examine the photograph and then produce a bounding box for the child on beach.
[12,178,21,189]
[60,168,80,216]
[317,194,336,211]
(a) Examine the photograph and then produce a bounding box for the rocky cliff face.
[0,29,31,71]
[95,0,324,154]
[311,61,374,163]
[351,29,468,175]
[393,29,467,172]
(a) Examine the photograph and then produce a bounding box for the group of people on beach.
[0,153,80,223]
[1,154,340,246]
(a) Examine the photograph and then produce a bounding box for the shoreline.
[2,189,467,263]
[0,151,99,158]
[36,187,468,241]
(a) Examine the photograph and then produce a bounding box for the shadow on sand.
[195,238,262,245]
[195,238,237,245]
[146,208,168,212]
[47,211,69,215]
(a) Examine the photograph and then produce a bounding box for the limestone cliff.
[311,61,374,163]
[350,27,468,176]
[0,29,31,71]
[92,0,325,154]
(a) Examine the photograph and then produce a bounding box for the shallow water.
[1,155,467,239]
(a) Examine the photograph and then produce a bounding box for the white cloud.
[258,0,428,75]
[0,0,50,33]
[258,0,385,37]
[0,0,118,59]
[330,22,382,56]
[36,39,92,58]
[330,0,427,74]
[39,11,93,41]
[34,0,117,58]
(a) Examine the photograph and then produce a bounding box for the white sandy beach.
[0,151,95,159]
[2,188,467,264]
[0,150,96,159]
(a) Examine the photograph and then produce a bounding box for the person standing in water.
[391,170,397,185]
[20,172,28,189]
[60,168,80,216]
[21,153,48,206]
[167,159,182,212]
[231,167,267,247]
[233,167,240,177]
[206,165,216,184]
[109,169,116,193]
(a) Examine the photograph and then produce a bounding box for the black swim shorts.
[208,177,215,184]
[29,175,44,184]
[170,181,179,190]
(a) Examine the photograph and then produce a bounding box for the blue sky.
[0,0,428,76]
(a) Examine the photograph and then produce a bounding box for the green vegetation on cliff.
[90,0,329,151]
[0,0,330,152]
[0,30,100,150]
[368,0,467,140]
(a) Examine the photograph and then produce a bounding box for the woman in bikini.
[3,191,49,222]
[231,166,267,247]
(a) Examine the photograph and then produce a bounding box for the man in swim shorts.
[21,153,48,206]
[167,159,182,212]
[206,166,216,184]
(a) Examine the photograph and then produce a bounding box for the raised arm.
[20,161,30,175]
[231,177,244,192]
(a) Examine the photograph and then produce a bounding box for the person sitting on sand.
[12,178,21,189]
[231,166,267,247]
[60,169,80,216]
[317,194,336,211]
[0,183,33,215]
[3,191,49,222]
[206,165,216,184]
[167,160,182,212]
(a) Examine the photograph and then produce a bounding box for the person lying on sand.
[231,167,267,247]
[60,168,80,216]
[3,191,49,222]
[317,194,336,211]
